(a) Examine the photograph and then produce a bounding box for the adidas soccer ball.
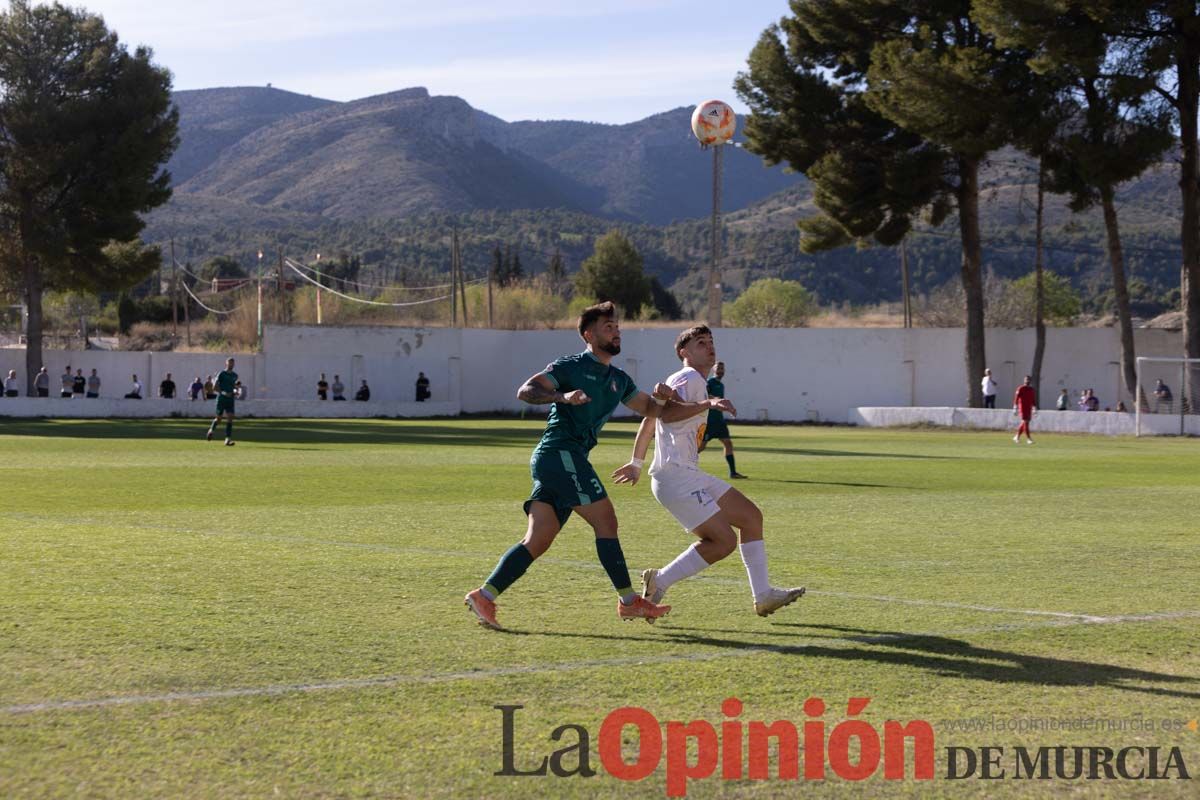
[691,100,736,146]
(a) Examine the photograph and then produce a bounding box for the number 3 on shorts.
[590,478,603,494]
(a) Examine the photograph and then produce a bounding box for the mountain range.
[145,85,1185,315]
[164,86,801,226]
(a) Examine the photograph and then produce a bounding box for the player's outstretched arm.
[613,416,656,486]
[517,373,588,405]
[660,396,735,423]
[623,383,672,419]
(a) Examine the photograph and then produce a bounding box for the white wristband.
[652,395,666,407]
[629,457,644,468]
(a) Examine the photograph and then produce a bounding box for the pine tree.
[976,0,1174,403]
[736,2,1036,405]
[574,231,651,315]
[0,1,178,391]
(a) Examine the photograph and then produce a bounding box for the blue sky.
[69,0,789,123]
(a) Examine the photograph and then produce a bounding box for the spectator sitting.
[317,373,329,400]
[332,374,346,401]
[1056,388,1069,411]
[86,369,100,398]
[60,365,73,398]
[72,368,86,397]
[4,369,18,397]
[125,374,143,399]
[1154,379,1173,414]
[189,377,204,401]
[1115,400,1128,412]
[204,375,216,400]
[355,380,370,402]
[1086,389,1099,411]
[233,381,246,400]
[34,366,49,397]
[415,371,430,402]
[159,373,176,399]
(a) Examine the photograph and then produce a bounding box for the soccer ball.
[691,100,736,146]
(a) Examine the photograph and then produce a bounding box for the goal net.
[1135,357,1200,436]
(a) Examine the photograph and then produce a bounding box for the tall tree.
[975,0,1175,403]
[0,1,178,392]
[574,231,651,316]
[1073,1,1200,397]
[547,247,567,296]
[737,1,1033,405]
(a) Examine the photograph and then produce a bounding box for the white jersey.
[650,366,709,474]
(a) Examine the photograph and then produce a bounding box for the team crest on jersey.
[610,380,617,392]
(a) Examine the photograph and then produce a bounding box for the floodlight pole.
[708,144,724,327]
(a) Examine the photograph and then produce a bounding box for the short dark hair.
[674,325,712,360]
[577,301,617,339]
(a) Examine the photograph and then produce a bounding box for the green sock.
[225,421,233,439]
[595,538,635,602]
[483,543,534,597]
[726,454,737,476]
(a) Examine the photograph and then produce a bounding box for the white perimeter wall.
[0,324,1189,424]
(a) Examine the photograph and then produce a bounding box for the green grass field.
[1,419,1198,798]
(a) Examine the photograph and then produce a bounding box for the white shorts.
[650,464,732,532]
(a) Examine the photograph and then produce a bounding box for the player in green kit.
[206,357,238,446]
[698,360,746,478]
[465,302,676,630]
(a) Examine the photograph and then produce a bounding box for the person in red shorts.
[1012,375,1037,444]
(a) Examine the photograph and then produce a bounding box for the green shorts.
[524,449,607,526]
[215,395,236,415]
[703,410,729,442]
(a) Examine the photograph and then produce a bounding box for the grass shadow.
[0,418,551,448]
[651,623,1200,700]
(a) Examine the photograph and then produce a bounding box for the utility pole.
[184,263,191,347]
[450,233,458,328]
[315,253,323,325]
[256,249,264,348]
[900,238,912,328]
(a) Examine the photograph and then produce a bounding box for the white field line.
[4,612,1198,716]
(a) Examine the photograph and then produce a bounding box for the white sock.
[739,539,771,600]
[657,543,710,591]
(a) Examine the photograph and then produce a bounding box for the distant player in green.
[465,301,674,630]
[698,361,746,478]
[206,358,238,446]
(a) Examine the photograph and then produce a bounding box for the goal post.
[1135,356,1200,437]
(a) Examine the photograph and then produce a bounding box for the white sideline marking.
[4,612,1197,716]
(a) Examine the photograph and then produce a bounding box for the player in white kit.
[612,325,805,619]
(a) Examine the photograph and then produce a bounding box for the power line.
[179,279,246,316]
[283,259,459,307]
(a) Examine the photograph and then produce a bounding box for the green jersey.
[215,370,238,396]
[534,351,637,456]
[706,377,725,399]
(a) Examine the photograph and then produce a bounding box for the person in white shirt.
[612,325,805,619]
[124,374,143,399]
[981,368,997,409]
[3,369,19,397]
